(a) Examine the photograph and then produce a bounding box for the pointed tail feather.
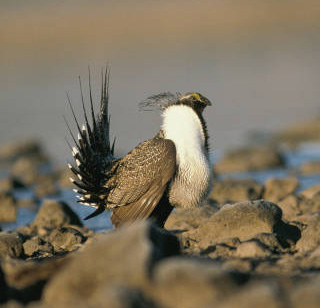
[65,67,117,218]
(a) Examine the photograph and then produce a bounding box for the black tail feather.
[65,67,117,219]
[84,205,105,220]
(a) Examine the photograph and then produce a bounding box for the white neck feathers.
[161,105,205,164]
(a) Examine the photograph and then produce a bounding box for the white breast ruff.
[162,105,212,208]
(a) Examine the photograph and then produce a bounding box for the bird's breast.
[161,105,212,208]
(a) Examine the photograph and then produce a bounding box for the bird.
[66,68,213,228]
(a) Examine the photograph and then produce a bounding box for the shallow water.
[1,142,319,233]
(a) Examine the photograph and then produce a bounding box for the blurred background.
[1,0,320,165]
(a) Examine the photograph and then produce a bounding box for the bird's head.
[139,92,212,113]
[176,92,212,113]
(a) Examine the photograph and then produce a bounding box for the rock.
[89,286,156,308]
[299,161,320,175]
[34,176,60,198]
[0,301,24,308]
[2,257,69,303]
[0,177,25,193]
[151,257,237,308]
[299,194,320,215]
[32,200,82,230]
[0,192,17,222]
[23,236,54,257]
[201,242,237,258]
[299,246,320,270]
[56,167,74,188]
[210,178,263,204]
[193,200,282,249]
[290,275,320,308]
[0,232,24,260]
[275,117,320,145]
[43,222,180,305]
[253,233,284,252]
[11,157,40,185]
[0,139,47,163]
[165,203,219,231]
[234,240,272,258]
[263,177,299,203]
[300,184,320,199]
[17,198,38,208]
[48,227,86,252]
[222,259,252,273]
[216,280,285,308]
[277,195,301,220]
[0,265,8,303]
[296,215,320,253]
[16,224,38,239]
[215,145,284,173]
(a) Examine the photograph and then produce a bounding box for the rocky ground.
[0,118,320,308]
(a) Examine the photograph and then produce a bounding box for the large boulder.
[165,203,219,231]
[32,200,82,230]
[191,200,283,249]
[43,221,180,305]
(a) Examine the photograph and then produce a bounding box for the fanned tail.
[65,67,117,220]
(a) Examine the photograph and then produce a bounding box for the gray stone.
[216,280,285,308]
[210,178,263,204]
[215,145,284,173]
[299,160,320,175]
[291,275,320,308]
[0,139,46,163]
[234,240,272,258]
[253,233,284,252]
[23,236,53,257]
[300,184,320,199]
[275,117,320,145]
[263,177,299,203]
[34,176,60,198]
[2,257,69,303]
[11,157,40,185]
[299,194,320,215]
[0,232,23,260]
[277,195,301,220]
[193,200,282,249]
[90,286,156,308]
[165,203,219,231]
[296,215,320,253]
[0,192,17,222]
[32,200,82,230]
[0,177,25,193]
[48,227,85,252]
[57,167,75,188]
[151,257,237,308]
[43,221,180,304]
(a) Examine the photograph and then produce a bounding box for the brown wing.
[107,138,176,226]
